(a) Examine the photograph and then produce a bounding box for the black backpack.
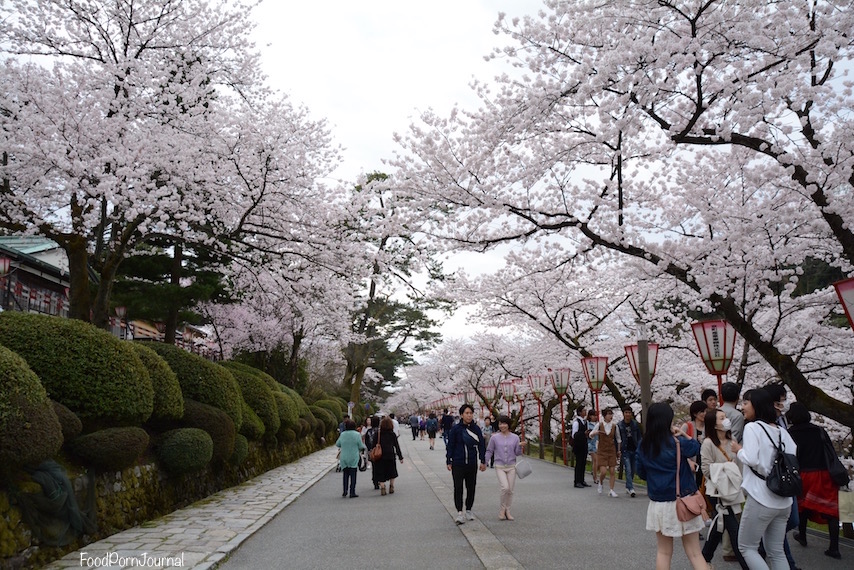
[750,423,802,498]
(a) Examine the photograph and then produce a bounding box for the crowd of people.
[333,382,849,569]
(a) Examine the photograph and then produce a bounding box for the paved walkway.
[45,437,851,569]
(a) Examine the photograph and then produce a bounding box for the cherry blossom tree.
[393,0,854,428]
[0,0,339,328]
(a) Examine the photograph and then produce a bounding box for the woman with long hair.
[700,408,747,568]
[638,402,710,570]
[737,388,798,568]
[374,416,404,496]
[787,402,843,560]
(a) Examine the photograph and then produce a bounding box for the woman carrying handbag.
[484,415,525,521]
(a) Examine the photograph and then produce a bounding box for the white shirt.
[391,418,400,437]
[737,421,797,509]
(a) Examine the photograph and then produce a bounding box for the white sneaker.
[466,510,475,521]
[455,512,465,525]
[609,489,618,498]
[597,483,603,494]
[630,490,636,497]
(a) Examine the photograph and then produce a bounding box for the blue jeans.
[622,450,636,491]
[739,495,790,569]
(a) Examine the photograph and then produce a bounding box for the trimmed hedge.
[146,343,242,431]
[230,433,249,466]
[222,363,279,436]
[51,399,83,443]
[156,428,213,475]
[221,361,280,393]
[297,417,311,438]
[313,399,344,423]
[272,391,299,433]
[280,428,296,444]
[68,427,149,472]
[238,401,265,441]
[0,345,63,472]
[309,405,337,434]
[180,399,235,462]
[279,385,311,416]
[132,343,184,423]
[0,313,153,427]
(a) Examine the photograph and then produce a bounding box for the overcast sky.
[252,0,544,185]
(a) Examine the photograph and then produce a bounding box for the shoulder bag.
[675,437,708,522]
[369,430,382,462]
[515,459,533,479]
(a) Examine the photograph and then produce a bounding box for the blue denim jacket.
[637,436,700,502]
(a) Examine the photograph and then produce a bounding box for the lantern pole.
[527,374,546,460]
[691,319,737,403]
[549,368,570,466]
[636,321,652,425]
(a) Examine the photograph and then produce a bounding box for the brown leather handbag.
[675,437,707,522]
[369,431,382,461]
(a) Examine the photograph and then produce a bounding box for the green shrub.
[51,399,82,443]
[221,361,280,392]
[0,313,153,427]
[238,401,265,441]
[309,405,337,434]
[146,343,242,431]
[68,427,149,472]
[314,399,344,423]
[272,391,299,433]
[222,363,279,436]
[279,385,310,416]
[132,343,184,423]
[155,428,213,475]
[0,345,63,472]
[180,399,235,462]
[230,434,249,466]
[297,418,311,438]
[280,428,296,444]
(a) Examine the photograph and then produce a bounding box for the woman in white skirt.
[484,415,524,520]
[638,402,710,570]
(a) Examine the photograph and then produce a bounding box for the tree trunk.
[286,329,304,387]
[350,365,367,405]
[64,236,91,322]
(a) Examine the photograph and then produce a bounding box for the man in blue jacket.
[617,407,642,497]
[446,404,486,524]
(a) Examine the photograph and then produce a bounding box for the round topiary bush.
[0,313,153,428]
[68,427,149,472]
[180,399,235,462]
[297,417,311,439]
[230,433,249,465]
[309,405,337,434]
[51,399,83,443]
[238,401,265,441]
[280,428,296,444]
[146,343,242,431]
[221,361,280,393]
[272,391,300,434]
[222,363,279,436]
[279,385,311,416]
[156,428,213,475]
[132,343,184,423]
[0,345,63,473]
[313,399,344,423]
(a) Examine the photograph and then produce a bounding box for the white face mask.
[775,400,790,414]
[721,418,732,431]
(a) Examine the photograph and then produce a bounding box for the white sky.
[251,0,544,185]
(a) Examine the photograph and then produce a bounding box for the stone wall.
[0,436,328,569]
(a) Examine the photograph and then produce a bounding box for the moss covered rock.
[132,343,184,423]
[51,399,82,443]
[0,345,63,472]
[180,399,235,462]
[238,401,265,441]
[146,343,242,431]
[156,428,213,475]
[0,313,153,428]
[222,363,279,436]
[68,427,149,472]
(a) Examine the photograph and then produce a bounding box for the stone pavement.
[45,436,851,569]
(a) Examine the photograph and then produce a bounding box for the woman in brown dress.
[590,408,621,497]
